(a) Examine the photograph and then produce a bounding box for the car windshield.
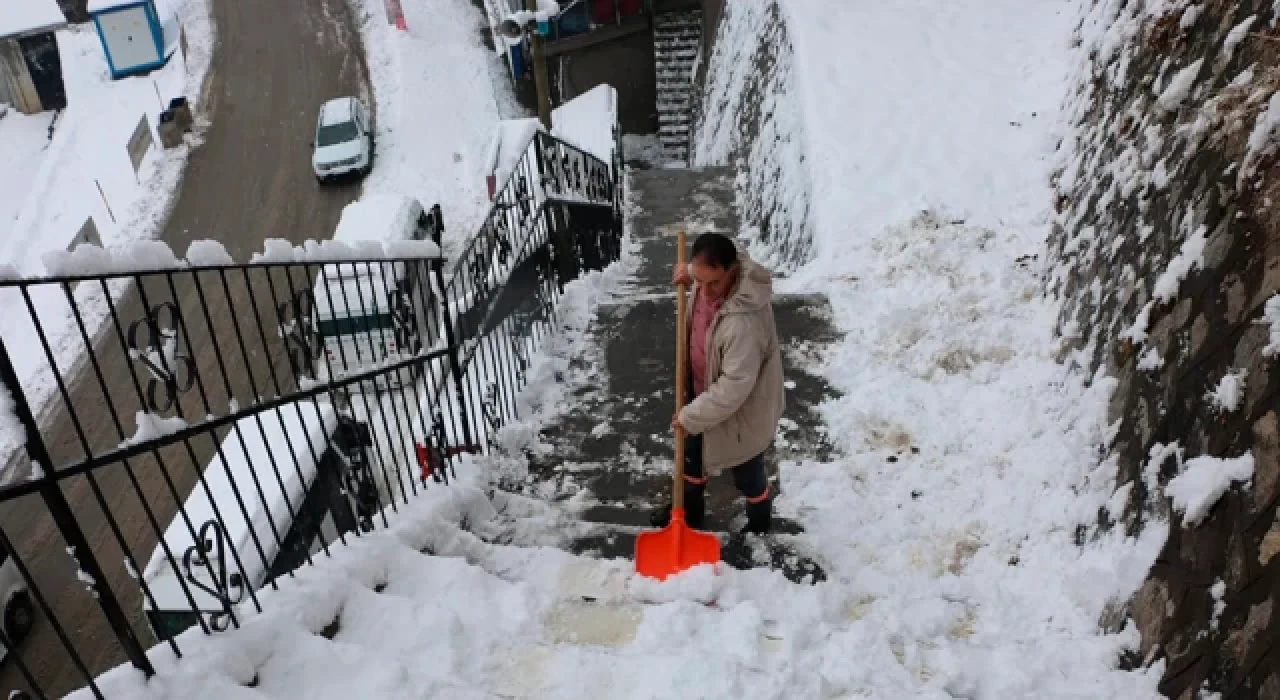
[318,313,394,338]
[316,120,359,147]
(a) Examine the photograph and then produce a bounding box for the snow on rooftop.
[551,84,617,166]
[0,0,65,37]
[332,194,422,244]
[87,0,162,14]
[142,402,339,586]
[319,97,356,125]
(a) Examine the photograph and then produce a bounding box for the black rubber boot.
[741,497,772,535]
[650,483,706,529]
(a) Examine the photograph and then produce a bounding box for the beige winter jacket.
[678,251,786,475]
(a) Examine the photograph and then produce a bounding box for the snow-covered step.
[652,8,702,166]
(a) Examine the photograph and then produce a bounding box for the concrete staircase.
[653,10,701,164]
[475,168,839,585]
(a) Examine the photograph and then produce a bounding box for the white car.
[0,542,34,660]
[312,96,374,183]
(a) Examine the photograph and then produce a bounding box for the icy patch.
[1166,452,1255,526]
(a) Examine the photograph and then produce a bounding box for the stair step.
[654,16,701,29]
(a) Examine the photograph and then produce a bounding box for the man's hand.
[672,263,691,288]
[671,413,685,434]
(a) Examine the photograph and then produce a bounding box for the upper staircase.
[653,10,702,164]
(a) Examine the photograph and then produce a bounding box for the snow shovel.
[634,229,721,581]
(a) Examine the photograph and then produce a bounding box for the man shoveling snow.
[650,233,786,536]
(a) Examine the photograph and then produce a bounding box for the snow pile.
[781,211,1166,696]
[346,0,521,262]
[1165,453,1255,526]
[42,240,183,277]
[779,0,1068,277]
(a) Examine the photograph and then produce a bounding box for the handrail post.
[0,336,156,678]
[432,263,476,452]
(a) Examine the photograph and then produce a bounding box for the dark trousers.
[682,433,771,531]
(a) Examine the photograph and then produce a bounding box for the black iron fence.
[0,126,621,699]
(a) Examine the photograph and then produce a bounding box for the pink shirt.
[689,288,722,396]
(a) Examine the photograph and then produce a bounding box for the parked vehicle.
[312,195,443,390]
[0,541,34,657]
[140,401,377,640]
[311,96,374,183]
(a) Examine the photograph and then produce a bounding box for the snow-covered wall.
[1048,1,1280,695]
[691,0,812,272]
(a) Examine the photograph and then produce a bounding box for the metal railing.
[0,122,622,699]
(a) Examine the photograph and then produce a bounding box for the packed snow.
[1165,453,1255,527]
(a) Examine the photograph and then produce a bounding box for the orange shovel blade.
[634,509,721,581]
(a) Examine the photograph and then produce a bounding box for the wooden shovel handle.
[673,230,688,510]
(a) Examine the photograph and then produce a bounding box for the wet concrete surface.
[481,167,840,585]
[0,0,371,695]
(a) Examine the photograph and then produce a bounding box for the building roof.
[87,0,152,14]
[0,0,66,39]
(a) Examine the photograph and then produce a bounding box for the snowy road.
[0,0,371,695]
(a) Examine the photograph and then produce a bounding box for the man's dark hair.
[690,233,738,269]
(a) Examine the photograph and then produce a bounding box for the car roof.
[319,97,358,126]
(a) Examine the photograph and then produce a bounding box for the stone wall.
[1047,1,1280,696]
[691,0,812,272]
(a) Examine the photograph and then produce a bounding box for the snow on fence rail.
[0,112,622,700]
